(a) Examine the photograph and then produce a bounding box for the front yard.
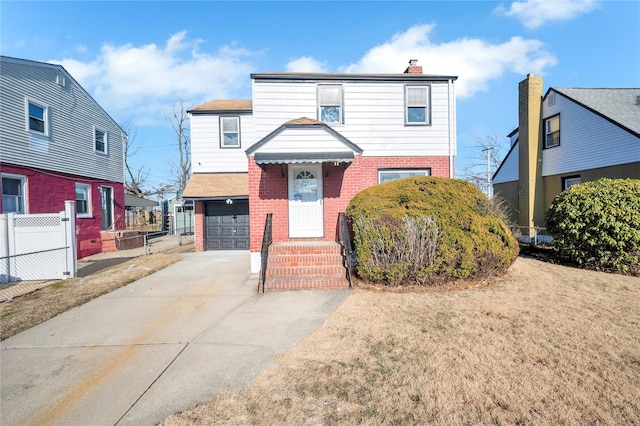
[163,256,640,425]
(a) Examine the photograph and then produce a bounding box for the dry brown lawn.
[0,252,180,340]
[163,256,640,425]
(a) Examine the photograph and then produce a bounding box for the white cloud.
[341,24,558,98]
[285,56,328,73]
[53,31,255,126]
[495,0,599,29]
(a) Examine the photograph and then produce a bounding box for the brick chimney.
[517,73,544,235]
[404,59,422,74]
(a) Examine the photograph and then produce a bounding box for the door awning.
[253,151,355,165]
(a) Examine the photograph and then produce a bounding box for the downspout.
[448,79,456,178]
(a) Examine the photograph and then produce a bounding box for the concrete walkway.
[0,251,350,426]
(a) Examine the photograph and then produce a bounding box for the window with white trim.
[75,183,91,217]
[94,127,108,154]
[562,176,581,190]
[378,168,431,184]
[1,174,27,213]
[318,84,343,124]
[405,85,430,125]
[544,114,560,148]
[26,98,49,135]
[220,117,241,148]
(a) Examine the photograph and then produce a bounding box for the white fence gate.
[0,201,77,283]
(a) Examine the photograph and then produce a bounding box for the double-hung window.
[378,168,431,184]
[94,127,108,154]
[544,115,560,148]
[1,174,27,214]
[405,85,430,125]
[220,117,241,148]
[75,183,91,217]
[26,98,48,135]
[318,84,343,124]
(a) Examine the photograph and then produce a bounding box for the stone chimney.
[404,59,422,74]
[517,73,545,235]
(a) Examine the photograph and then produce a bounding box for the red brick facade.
[0,164,125,259]
[248,155,450,252]
[194,199,205,251]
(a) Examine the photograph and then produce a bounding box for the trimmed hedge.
[347,177,518,285]
[546,178,640,273]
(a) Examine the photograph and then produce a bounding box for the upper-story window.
[94,127,108,154]
[75,183,91,217]
[26,98,49,135]
[544,114,560,148]
[405,85,430,125]
[318,84,343,124]
[220,116,241,148]
[1,173,27,214]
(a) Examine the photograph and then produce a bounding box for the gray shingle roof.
[553,88,640,136]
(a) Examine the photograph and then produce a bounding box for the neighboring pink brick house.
[0,56,126,259]
[185,60,458,273]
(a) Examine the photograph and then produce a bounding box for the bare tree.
[461,134,511,198]
[122,125,150,197]
[166,100,192,191]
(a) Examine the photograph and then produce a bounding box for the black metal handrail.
[338,212,354,288]
[258,213,273,293]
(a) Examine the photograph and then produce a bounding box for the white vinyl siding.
[493,143,519,184]
[542,93,640,177]
[252,79,454,157]
[252,127,353,153]
[190,113,254,173]
[0,58,125,183]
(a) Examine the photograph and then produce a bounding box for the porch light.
[226,198,233,205]
[334,161,340,167]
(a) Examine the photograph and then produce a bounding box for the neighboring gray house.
[0,56,127,258]
[493,73,640,234]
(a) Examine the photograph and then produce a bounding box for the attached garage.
[204,200,249,250]
[182,173,250,252]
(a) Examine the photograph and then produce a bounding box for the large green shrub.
[347,177,518,285]
[546,178,640,273]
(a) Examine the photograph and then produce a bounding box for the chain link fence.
[0,247,71,301]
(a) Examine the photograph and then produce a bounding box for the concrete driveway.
[0,251,350,426]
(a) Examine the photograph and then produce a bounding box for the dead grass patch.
[163,257,640,425]
[0,253,180,340]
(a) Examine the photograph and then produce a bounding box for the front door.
[288,164,323,238]
[100,186,113,230]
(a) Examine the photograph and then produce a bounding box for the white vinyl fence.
[1,201,77,283]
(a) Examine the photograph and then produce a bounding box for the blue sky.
[2,0,639,195]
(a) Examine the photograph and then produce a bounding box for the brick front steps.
[263,241,350,291]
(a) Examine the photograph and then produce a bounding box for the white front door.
[288,164,323,238]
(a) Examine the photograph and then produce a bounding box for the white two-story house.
[184,60,458,289]
[0,56,126,258]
